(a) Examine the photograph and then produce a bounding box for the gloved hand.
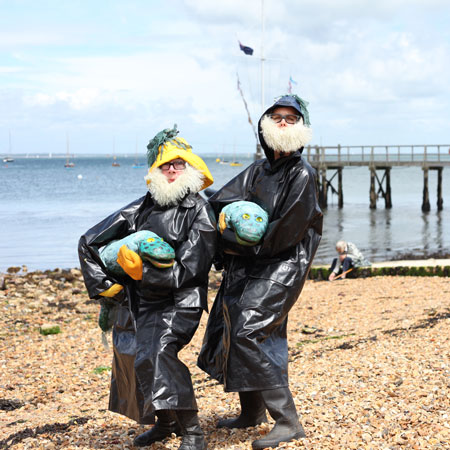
[218,211,227,234]
[117,245,143,280]
[98,298,118,332]
[99,283,123,297]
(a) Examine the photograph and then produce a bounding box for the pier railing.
[305,144,450,167]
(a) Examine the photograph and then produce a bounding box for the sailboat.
[3,131,14,163]
[112,138,120,167]
[132,136,145,168]
[230,142,242,167]
[64,133,75,168]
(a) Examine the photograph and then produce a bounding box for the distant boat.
[64,132,75,168]
[132,136,145,168]
[3,131,14,163]
[112,138,120,167]
[230,142,242,166]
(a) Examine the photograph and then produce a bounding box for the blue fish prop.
[218,201,269,246]
[100,230,175,276]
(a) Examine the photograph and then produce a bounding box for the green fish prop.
[218,201,269,246]
[100,230,175,276]
[98,230,175,333]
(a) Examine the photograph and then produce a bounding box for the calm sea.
[1,155,449,272]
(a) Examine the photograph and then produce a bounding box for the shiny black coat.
[197,100,323,392]
[78,192,216,423]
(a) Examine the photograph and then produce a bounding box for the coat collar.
[263,150,303,172]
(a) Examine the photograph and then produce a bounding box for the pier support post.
[320,168,328,209]
[422,168,430,212]
[369,167,377,209]
[385,167,392,208]
[437,167,443,211]
[338,167,343,208]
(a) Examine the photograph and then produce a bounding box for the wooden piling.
[321,168,328,209]
[422,168,430,212]
[437,167,443,211]
[385,167,392,208]
[338,167,343,208]
[370,167,377,209]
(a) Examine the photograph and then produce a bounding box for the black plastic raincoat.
[197,97,323,392]
[79,191,216,423]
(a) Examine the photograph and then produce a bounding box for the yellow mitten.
[99,283,123,297]
[218,211,227,234]
[117,245,143,280]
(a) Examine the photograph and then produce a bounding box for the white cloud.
[1,0,450,152]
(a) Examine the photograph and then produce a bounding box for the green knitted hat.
[146,124,180,168]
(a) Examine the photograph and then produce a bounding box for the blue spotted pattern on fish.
[219,201,269,246]
[100,230,175,276]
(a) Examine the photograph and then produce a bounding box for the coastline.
[1,269,449,449]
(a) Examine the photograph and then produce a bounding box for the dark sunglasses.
[267,113,301,124]
[160,159,186,171]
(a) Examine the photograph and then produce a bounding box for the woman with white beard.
[198,95,323,449]
[79,126,216,450]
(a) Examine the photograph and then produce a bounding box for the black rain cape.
[79,192,216,423]
[197,96,323,391]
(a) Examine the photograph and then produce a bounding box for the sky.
[1,0,450,157]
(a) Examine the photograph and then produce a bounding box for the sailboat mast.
[254,0,265,160]
[66,132,69,163]
[261,0,265,113]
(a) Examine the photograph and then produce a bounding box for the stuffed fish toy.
[98,230,175,333]
[100,230,175,276]
[218,201,269,246]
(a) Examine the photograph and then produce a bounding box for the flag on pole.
[288,76,298,93]
[238,40,254,55]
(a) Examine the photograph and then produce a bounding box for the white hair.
[144,164,204,206]
[260,114,313,153]
[336,240,347,253]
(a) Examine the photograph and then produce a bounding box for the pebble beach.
[0,268,449,449]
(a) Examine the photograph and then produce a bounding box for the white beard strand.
[144,164,204,206]
[260,115,313,153]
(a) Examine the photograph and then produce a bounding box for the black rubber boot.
[217,391,268,429]
[176,410,207,450]
[133,410,181,447]
[252,387,306,449]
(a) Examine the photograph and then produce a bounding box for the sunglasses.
[160,159,186,171]
[267,113,301,124]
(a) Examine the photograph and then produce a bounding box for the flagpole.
[255,0,265,160]
[261,0,265,114]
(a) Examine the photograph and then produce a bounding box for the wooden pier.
[304,144,449,211]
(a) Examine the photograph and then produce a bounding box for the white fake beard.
[145,164,204,206]
[260,115,313,153]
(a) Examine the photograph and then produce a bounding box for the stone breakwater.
[1,269,449,449]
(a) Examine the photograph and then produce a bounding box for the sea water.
[1,155,449,272]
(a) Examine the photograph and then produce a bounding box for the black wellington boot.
[176,410,207,450]
[217,391,268,429]
[133,410,181,447]
[252,387,306,449]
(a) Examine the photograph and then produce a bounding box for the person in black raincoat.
[78,126,216,450]
[197,94,323,449]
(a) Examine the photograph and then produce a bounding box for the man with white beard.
[198,94,323,449]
